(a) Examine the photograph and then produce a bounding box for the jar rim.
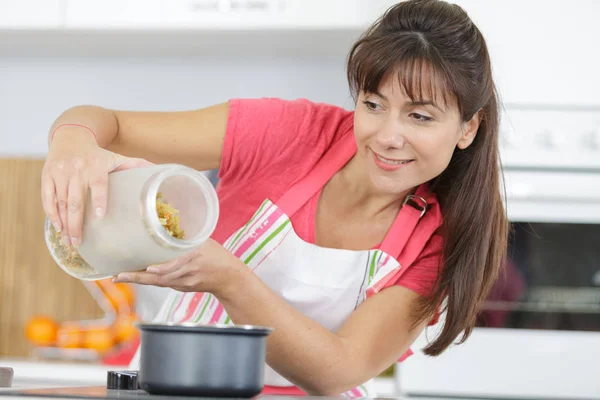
[43,217,112,281]
[141,164,219,251]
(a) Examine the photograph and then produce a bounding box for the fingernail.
[53,222,61,232]
[95,207,105,218]
[71,237,80,247]
[116,274,130,282]
[146,266,159,273]
[62,236,71,246]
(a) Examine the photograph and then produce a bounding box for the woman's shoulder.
[219,97,354,183]
[229,97,351,115]
[228,97,353,140]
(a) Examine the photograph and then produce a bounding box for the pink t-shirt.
[211,97,443,298]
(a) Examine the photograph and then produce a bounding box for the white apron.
[130,133,442,397]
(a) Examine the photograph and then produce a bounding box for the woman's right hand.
[41,127,153,248]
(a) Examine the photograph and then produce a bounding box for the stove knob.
[107,370,138,390]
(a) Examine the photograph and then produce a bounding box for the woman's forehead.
[375,65,456,110]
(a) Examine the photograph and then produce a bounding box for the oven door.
[397,170,600,400]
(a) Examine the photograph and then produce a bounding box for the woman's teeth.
[376,154,411,165]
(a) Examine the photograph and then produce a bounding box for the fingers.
[41,171,61,232]
[114,269,188,287]
[88,172,108,219]
[146,258,190,283]
[115,259,192,288]
[54,172,70,246]
[42,157,111,246]
[151,263,190,285]
[146,253,192,275]
[41,149,153,248]
[114,272,161,286]
[66,176,86,247]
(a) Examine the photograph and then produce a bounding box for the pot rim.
[135,322,274,335]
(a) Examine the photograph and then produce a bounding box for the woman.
[41,0,508,396]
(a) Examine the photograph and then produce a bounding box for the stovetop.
[1,387,158,400]
[0,386,355,400]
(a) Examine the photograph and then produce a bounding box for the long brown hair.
[347,0,509,356]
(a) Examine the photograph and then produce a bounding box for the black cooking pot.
[134,322,273,398]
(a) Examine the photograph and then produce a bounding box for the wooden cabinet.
[0,158,103,358]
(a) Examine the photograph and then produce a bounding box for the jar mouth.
[43,217,109,281]
[141,165,219,251]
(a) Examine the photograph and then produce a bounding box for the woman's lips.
[372,151,414,172]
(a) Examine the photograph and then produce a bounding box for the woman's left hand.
[114,239,244,297]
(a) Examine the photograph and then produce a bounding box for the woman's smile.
[371,149,414,172]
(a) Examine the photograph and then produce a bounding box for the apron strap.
[276,133,357,217]
[396,199,442,268]
[366,197,443,298]
[379,184,442,262]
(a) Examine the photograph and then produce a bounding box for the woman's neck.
[327,154,410,218]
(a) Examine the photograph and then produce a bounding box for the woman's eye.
[363,101,381,111]
[410,113,433,122]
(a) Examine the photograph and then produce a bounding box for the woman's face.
[352,72,480,196]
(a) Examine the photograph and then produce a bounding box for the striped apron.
[130,132,442,397]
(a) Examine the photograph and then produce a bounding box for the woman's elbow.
[298,373,365,397]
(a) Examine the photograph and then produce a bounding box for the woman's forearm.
[217,268,366,396]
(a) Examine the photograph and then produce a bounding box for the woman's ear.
[457,110,482,150]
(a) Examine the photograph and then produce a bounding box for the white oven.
[396,103,600,399]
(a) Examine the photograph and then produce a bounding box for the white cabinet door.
[65,0,161,28]
[162,0,282,28]
[0,0,63,28]
[161,0,382,29]
[452,0,600,105]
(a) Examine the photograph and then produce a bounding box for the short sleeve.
[395,233,443,297]
[219,97,353,183]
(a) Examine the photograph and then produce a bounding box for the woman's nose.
[376,119,406,150]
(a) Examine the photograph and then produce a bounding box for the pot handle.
[107,370,139,390]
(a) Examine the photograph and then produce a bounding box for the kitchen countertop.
[0,359,116,390]
[0,359,402,399]
[0,386,366,399]
[0,358,579,400]
[1,359,398,390]
[0,385,472,400]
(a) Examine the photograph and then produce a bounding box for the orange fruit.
[96,280,136,313]
[56,323,83,348]
[25,316,58,346]
[83,327,115,353]
[113,314,140,343]
[113,283,136,307]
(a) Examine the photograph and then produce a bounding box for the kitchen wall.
[0,54,354,157]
